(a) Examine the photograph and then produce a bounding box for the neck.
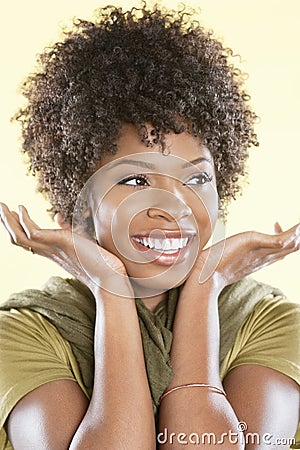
[130,280,169,312]
[139,291,168,312]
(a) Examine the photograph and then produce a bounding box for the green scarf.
[0,276,283,414]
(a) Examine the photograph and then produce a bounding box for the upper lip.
[131,230,196,239]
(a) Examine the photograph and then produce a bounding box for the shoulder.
[218,276,287,362]
[218,275,284,316]
[0,306,72,356]
[219,275,299,337]
[0,276,94,395]
[0,307,81,437]
[220,283,300,386]
[0,308,90,449]
[0,276,96,332]
[0,307,78,392]
[0,277,93,402]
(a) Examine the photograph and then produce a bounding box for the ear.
[54,212,72,230]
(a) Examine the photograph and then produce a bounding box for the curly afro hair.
[15,3,258,224]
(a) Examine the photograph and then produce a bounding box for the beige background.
[0,0,299,302]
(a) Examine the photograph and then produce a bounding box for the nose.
[146,190,192,222]
[147,205,192,222]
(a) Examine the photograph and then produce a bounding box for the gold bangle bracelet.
[159,383,227,405]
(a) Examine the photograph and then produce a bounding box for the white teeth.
[164,240,172,250]
[136,236,190,252]
[155,240,163,250]
[143,237,149,247]
[171,238,180,249]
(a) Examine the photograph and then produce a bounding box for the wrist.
[90,275,134,301]
[198,274,225,297]
[179,275,222,307]
[93,280,135,303]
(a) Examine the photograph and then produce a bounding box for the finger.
[11,210,20,221]
[0,203,28,247]
[0,203,46,255]
[54,212,72,231]
[251,222,300,250]
[17,205,73,246]
[264,239,300,264]
[255,229,300,261]
[278,223,300,248]
[1,211,24,244]
[18,205,41,239]
[274,221,283,234]
[0,215,16,244]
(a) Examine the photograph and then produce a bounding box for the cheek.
[191,188,219,247]
[91,194,118,247]
[92,193,138,256]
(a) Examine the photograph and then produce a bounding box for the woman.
[0,4,299,449]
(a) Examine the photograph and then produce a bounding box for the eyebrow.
[108,155,212,170]
[109,159,156,170]
[182,156,213,167]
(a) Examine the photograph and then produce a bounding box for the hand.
[0,203,132,297]
[182,221,300,295]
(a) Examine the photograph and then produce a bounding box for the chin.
[127,264,193,298]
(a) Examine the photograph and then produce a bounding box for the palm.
[0,203,128,295]
[184,223,300,293]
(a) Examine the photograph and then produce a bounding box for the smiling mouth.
[132,236,189,254]
[131,232,195,266]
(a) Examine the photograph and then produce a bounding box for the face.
[81,124,219,297]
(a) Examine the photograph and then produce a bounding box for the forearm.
[158,282,243,449]
[70,283,156,449]
[168,281,221,385]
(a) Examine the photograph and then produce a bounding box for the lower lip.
[131,238,193,266]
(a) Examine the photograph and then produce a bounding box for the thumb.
[54,212,72,231]
[274,221,283,234]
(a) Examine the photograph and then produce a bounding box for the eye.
[184,172,213,186]
[118,174,150,187]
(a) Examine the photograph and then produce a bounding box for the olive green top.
[0,276,299,449]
